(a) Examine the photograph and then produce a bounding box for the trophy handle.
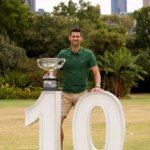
[37,59,43,68]
[58,59,66,69]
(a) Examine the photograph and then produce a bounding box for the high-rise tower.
[143,0,150,6]
[24,0,28,5]
[24,0,36,12]
[111,0,127,15]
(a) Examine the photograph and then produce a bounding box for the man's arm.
[91,65,104,92]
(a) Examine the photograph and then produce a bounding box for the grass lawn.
[0,95,150,150]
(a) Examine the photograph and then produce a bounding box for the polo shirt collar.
[69,46,82,55]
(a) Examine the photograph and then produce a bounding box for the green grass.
[0,95,150,150]
[0,99,36,108]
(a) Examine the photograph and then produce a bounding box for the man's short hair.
[70,27,82,36]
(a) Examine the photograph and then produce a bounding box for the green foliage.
[0,35,26,76]
[126,6,150,81]
[17,14,69,58]
[52,0,78,17]
[15,58,44,87]
[77,0,101,28]
[108,26,126,34]
[4,71,33,89]
[131,6,150,49]
[121,15,134,33]
[0,76,5,86]
[0,0,33,41]
[52,0,101,29]
[135,48,150,78]
[98,48,147,98]
[0,84,41,99]
[88,29,126,55]
[1,0,149,95]
[17,14,94,58]
[101,13,134,33]
[101,13,120,25]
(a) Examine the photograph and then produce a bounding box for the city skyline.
[25,0,36,12]
[143,0,150,6]
[111,0,127,15]
[36,0,142,14]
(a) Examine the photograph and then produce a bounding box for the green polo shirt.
[57,46,97,93]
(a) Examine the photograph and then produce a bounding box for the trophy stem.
[48,70,55,78]
[49,71,53,77]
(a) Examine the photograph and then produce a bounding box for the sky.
[36,0,143,15]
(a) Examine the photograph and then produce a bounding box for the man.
[45,27,103,150]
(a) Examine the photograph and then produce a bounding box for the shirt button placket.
[73,54,75,63]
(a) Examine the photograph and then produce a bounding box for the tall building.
[24,0,28,5]
[36,9,50,15]
[111,0,127,15]
[143,0,150,6]
[24,0,36,12]
[119,12,132,16]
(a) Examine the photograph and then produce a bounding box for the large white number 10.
[25,91,125,150]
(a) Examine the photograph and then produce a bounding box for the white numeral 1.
[25,91,61,150]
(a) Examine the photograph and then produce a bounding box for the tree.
[52,0,101,29]
[101,13,134,33]
[101,13,120,25]
[98,48,147,98]
[17,14,68,58]
[17,14,94,58]
[14,57,45,87]
[135,48,150,78]
[131,6,150,49]
[126,6,150,87]
[88,29,126,55]
[0,0,33,41]
[52,0,78,17]
[0,35,26,76]
[77,0,101,28]
[121,15,134,34]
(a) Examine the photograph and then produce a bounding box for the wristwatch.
[95,85,101,88]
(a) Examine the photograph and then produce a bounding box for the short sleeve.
[88,51,97,68]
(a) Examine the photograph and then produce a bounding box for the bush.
[15,58,44,87]
[0,76,5,86]
[4,71,33,89]
[98,48,147,98]
[0,84,41,99]
[0,34,26,75]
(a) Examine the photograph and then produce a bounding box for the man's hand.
[43,73,49,78]
[43,71,58,78]
[91,87,104,92]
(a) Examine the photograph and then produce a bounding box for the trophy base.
[42,77,60,91]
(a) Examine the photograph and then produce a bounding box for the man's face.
[69,32,83,47]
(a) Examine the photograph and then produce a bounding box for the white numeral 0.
[73,91,125,150]
[25,91,125,150]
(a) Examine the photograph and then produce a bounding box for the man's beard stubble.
[72,42,79,47]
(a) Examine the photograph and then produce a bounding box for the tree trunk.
[114,78,119,97]
[27,74,43,86]
[106,75,110,92]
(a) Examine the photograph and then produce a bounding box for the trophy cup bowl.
[37,58,66,91]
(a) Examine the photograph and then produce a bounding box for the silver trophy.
[37,58,66,91]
